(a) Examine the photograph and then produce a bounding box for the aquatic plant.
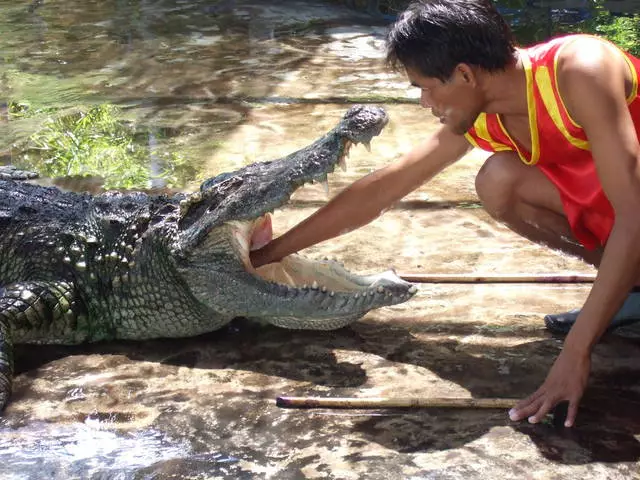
[10,103,196,190]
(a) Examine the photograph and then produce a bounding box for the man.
[250,0,640,427]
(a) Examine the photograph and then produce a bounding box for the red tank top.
[464,34,640,249]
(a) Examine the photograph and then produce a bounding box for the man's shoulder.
[524,34,613,58]
[523,33,582,52]
[521,34,593,68]
[554,35,631,126]
[555,35,624,77]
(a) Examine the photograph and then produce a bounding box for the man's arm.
[250,125,471,267]
[511,37,640,427]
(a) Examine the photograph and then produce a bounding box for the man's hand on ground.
[509,347,591,427]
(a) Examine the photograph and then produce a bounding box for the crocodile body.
[0,105,417,410]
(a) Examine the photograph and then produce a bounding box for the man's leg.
[475,152,601,264]
[475,151,640,333]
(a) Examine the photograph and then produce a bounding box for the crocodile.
[0,105,417,410]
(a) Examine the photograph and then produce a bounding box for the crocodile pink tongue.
[250,213,273,251]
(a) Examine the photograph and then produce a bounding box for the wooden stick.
[276,396,516,409]
[398,273,595,284]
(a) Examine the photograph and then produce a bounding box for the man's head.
[386,0,516,134]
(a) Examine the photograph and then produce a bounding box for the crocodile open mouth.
[233,138,416,301]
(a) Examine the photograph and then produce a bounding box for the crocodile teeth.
[338,154,348,172]
[363,141,371,152]
[320,178,330,196]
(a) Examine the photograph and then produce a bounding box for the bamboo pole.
[276,396,516,409]
[398,273,596,284]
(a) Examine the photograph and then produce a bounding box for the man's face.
[406,65,482,135]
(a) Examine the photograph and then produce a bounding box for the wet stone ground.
[2,1,640,479]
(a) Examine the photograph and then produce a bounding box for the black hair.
[386,0,516,81]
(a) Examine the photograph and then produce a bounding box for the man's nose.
[420,90,432,108]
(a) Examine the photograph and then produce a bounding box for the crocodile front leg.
[0,293,12,410]
[0,281,88,410]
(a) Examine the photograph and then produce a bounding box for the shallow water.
[3,1,640,479]
[1,0,405,188]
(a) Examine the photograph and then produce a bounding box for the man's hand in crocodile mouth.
[246,136,357,271]
[249,212,273,252]
[247,137,356,254]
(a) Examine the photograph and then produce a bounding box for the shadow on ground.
[12,316,640,467]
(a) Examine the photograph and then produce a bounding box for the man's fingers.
[511,396,579,427]
[564,400,579,427]
[527,399,555,424]
[509,392,544,421]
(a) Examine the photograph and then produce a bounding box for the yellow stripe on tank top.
[496,52,540,165]
[469,113,512,152]
[463,131,481,149]
[534,66,589,150]
[521,53,540,165]
[622,53,638,103]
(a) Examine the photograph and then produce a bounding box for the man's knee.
[475,152,523,220]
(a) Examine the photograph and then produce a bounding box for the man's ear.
[455,63,476,86]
